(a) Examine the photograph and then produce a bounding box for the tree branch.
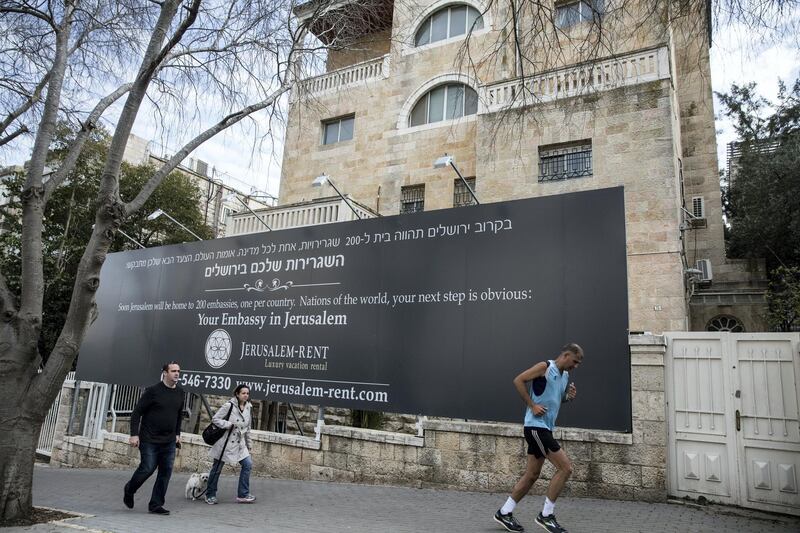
[141,0,202,84]
[125,85,290,214]
[0,73,50,140]
[19,4,74,321]
[0,15,107,142]
[0,125,29,147]
[42,82,133,204]
[0,5,56,28]
[96,0,185,203]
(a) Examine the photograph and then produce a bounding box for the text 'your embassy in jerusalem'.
[198,311,347,330]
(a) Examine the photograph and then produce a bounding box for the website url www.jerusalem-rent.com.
[180,371,389,403]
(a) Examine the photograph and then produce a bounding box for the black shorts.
[524,427,561,458]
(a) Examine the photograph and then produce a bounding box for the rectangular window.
[322,115,355,145]
[555,0,603,28]
[465,87,479,115]
[401,184,425,214]
[449,6,467,37]
[428,86,446,123]
[692,196,705,218]
[409,94,428,127]
[431,10,449,42]
[415,21,431,46]
[539,141,592,182]
[446,84,464,120]
[453,177,477,207]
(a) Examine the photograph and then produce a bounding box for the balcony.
[293,54,391,101]
[481,47,670,114]
[226,195,377,236]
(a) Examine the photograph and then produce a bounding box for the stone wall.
[52,335,668,502]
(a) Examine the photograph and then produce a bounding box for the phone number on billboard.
[180,373,231,390]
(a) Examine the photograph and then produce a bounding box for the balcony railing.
[294,54,391,100]
[225,196,376,236]
[481,47,670,114]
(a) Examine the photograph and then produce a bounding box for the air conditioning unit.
[695,259,713,282]
[689,217,707,228]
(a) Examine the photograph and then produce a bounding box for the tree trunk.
[0,408,42,521]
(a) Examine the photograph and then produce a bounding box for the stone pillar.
[50,382,76,466]
[629,333,668,501]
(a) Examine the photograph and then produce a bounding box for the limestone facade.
[275,0,765,333]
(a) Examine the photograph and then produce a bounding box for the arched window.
[415,5,484,47]
[409,83,478,126]
[706,315,745,333]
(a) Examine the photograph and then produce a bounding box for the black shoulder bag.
[201,402,234,445]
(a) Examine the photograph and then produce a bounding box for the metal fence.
[36,374,195,456]
[36,384,66,456]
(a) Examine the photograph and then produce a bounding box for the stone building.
[272,0,766,333]
[122,133,273,237]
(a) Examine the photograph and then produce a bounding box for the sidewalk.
[6,464,799,532]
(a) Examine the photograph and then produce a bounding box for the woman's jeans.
[206,455,252,498]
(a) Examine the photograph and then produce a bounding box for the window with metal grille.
[453,177,477,207]
[538,141,592,182]
[707,315,745,333]
[555,0,604,28]
[401,184,425,214]
[322,115,355,145]
[691,196,705,218]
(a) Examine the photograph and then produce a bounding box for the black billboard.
[77,186,631,431]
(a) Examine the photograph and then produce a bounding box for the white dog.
[185,472,209,500]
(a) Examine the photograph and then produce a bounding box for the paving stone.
[9,465,798,533]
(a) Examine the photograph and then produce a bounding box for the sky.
[709,26,800,171]
[2,23,798,200]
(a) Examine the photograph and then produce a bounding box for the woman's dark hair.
[233,384,250,396]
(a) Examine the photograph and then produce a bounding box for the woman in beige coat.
[204,385,255,504]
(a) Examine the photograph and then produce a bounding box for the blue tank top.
[523,360,569,431]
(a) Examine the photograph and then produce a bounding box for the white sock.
[542,497,555,517]
[500,496,516,515]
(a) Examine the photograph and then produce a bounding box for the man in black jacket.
[123,361,184,515]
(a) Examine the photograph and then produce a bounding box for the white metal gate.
[37,385,65,456]
[665,332,800,515]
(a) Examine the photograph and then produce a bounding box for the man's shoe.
[148,507,170,515]
[236,494,256,503]
[123,484,133,509]
[535,512,566,533]
[205,496,218,505]
[494,509,524,532]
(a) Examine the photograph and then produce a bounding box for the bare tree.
[0,0,383,521]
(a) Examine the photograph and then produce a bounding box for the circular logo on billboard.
[205,329,232,369]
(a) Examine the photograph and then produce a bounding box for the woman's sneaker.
[236,495,256,503]
[494,509,524,531]
[535,512,566,532]
[205,496,218,505]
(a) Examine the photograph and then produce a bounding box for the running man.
[494,343,583,533]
